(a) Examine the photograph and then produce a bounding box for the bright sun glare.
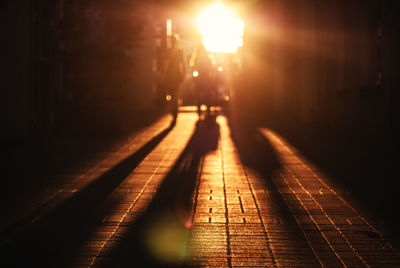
[197,2,244,53]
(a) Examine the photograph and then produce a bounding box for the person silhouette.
[161,34,185,119]
[192,44,216,114]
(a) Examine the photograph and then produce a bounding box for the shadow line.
[0,121,176,267]
[98,115,220,268]
[227,115,304,224]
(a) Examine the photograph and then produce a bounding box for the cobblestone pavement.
[2,111,400,267]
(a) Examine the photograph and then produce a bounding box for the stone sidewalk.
[1,114,173,240]
[2,110,400,267]
[73,112,400,267]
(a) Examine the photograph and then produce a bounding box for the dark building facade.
[242,0,399,128]
[1,0,60,140]
[2,0,158,140]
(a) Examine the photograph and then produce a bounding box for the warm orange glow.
[145,214,190,264]
[217,66,223,72]
[166,19,172,36]
[192,70,199,77]
[197,2,244,53]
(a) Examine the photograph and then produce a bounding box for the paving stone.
[65,115,400,267]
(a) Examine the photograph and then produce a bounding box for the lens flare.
[145,214,190,264]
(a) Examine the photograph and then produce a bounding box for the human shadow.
[227,115,281,174]
[98,114,220,268]
[0,120,176,268]
[227,115,300,224]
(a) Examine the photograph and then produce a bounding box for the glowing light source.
[166,19,172,36]
[192,70,199,77]
[217,66,223,72]
[197,2,244,53]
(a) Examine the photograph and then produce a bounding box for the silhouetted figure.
[161,35,185,119]
[191,44,216,114]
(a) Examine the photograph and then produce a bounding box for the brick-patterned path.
[2,111,399,267]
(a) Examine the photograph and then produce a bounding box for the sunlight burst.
[197,2,244,53]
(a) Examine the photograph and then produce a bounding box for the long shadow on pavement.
[228,115,281,176]
[227,115,306,234]
[0,120,176,268]
[98,115,220,268]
